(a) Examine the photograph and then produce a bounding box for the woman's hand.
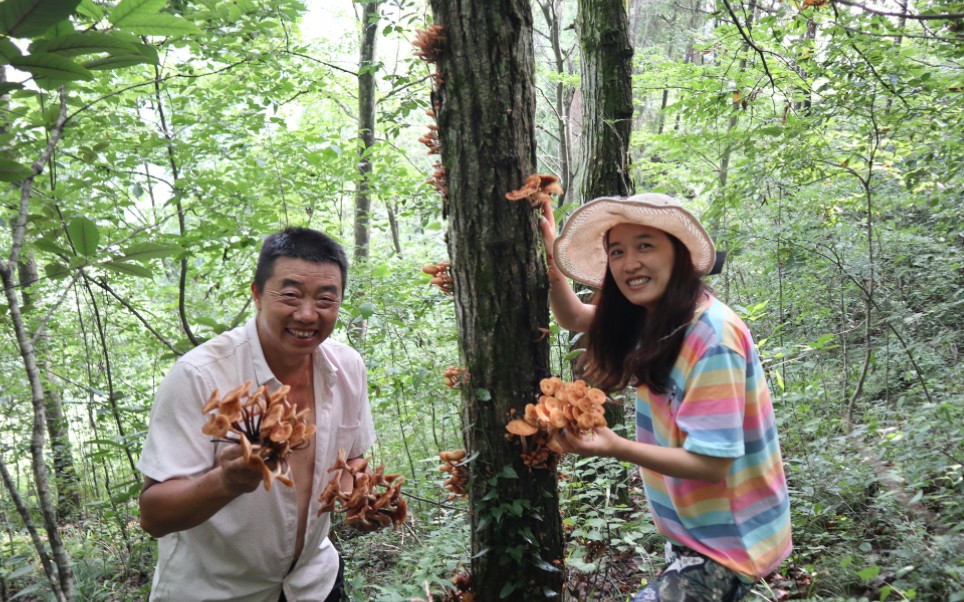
[552,428,735,482]
[539,200,557,252]
[540,200,597,333]
[551,426,622,458]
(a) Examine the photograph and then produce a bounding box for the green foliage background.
[0,0,961,600]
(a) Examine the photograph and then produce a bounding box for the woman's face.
[606,223,675,311]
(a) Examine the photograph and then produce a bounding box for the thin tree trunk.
[78,272,138,474]
[387,200,403,256]
[0,457,67,602]
[0,86,74,602]
[354,0,379,263]
[537,0,574,197]
[17,255,83,519]
[153,65,199,348]
[427,2,564,598]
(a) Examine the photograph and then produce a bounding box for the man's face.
[252,257,343,365]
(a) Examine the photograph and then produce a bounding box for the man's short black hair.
[254,227,348,295]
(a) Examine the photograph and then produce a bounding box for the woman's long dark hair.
[580,234,706,394]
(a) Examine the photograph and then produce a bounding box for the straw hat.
[553,193,716,288]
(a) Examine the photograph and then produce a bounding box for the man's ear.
[251,282,262,309]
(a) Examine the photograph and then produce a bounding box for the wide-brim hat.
[554,193,716,288]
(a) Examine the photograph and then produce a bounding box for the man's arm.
[139,443,265,537]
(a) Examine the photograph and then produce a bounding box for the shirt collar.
[244,317,338,388]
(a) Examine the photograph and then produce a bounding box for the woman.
[541,194,792,602]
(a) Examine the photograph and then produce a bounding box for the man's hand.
[218,442,269,495]
[140,444,270,538]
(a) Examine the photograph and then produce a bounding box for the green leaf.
[75,0,103,20]
[9,53,93,81]
[533,557,562,573]
[84,53,151,70]
[30,32,140,57]
[0,37,21,63]
[132,41,159,64]
[359,301,375,318]
[0,0,82,38]
[498,581,518,598]
[107,0,164,26]
[498,465,519,479]
[474,387,491,401]
[0,157,33,182]
[0,81,23,95]
[118,242,184,262]
[114,13,200,36]
[102,261,153,278]
[44,261,71,279]
[857,565,881,581]
[67,216,99,256]
[32,238,69,256]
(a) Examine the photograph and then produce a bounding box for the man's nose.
[293,300,318,321]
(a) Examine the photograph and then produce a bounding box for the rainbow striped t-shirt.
[635,295,792,580]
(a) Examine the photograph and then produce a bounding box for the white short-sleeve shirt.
[138,318,376,601]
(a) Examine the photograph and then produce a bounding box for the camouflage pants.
[632,543,755,602]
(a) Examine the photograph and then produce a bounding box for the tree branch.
[832,0,964,21]
[719,0,777,90]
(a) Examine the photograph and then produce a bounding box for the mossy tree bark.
[574,0,634,202]
[427,1,564,598]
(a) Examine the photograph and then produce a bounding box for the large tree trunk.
[573,0,634,202]
[574,0,635,503]
[427,2,564,599]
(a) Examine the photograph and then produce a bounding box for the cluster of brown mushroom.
[201,381,315,491]
[422,260,453,294]
[442,365,464,389]
[419,111,448,200]
[413,25,448,203]
[505,377,608,467]
[505,174,564,209]
[439,449,468,499]
[317,449,407,531]
[447,571,473,602]
[412,25,444,83]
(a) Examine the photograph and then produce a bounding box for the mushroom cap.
[506,418,539,437]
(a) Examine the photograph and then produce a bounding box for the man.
[138,227,375,601]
